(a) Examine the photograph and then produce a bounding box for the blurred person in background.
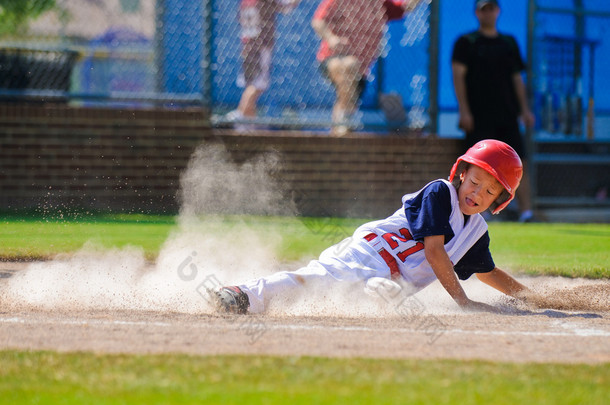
[226,0,300,131]
[312,0,423,136]
[451,0,536,222]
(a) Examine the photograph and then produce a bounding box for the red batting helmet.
[449,139,523,214]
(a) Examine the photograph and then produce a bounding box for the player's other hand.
[458,111,474,133]
[520,109,536,129]
[327,34,349,53]
[459,299,500,313]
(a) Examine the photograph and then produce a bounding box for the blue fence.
[1,0,609,137]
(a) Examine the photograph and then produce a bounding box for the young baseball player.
[215,139,535,314]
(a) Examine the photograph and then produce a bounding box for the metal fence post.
[526,0,538,209]
[428,0,440,135]
[203,0,214,108]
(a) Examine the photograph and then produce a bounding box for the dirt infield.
[1,309,609,364]
[1,262,608,364]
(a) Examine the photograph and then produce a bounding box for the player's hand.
[458,111,474,133]
[520,109,536,129]
[459,299,500,313]
[404,0,424,12]
[327,34,349,53]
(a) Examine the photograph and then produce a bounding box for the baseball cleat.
[214,286,250,314]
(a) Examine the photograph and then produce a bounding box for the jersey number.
[382,228,424,262]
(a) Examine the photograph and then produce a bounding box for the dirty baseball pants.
[239,234,424,314]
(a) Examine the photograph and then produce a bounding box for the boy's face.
[457,165,504,216]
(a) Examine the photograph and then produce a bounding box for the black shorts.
[319,56,367,100]
[239,44,272,91]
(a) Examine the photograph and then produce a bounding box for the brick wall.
[0,103,461,217]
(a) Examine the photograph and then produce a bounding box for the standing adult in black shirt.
[451,0,536,222]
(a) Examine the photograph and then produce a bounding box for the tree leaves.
[0,0,56,36]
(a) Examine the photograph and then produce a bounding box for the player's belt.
[363,232,401,280]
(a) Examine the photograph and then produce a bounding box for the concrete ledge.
[540,207,610,223]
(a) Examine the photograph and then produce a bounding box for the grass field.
[1,214,608,403]
[1,352,608,405]
[1,214,609,278]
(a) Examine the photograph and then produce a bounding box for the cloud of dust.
[1,144,607,318]
[518,276,610,312]
[178,144,296,218]
[0,144,292,314]
[274,274,610,317]
[411,276,610,315]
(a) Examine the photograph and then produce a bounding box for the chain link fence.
[0,1,158,104]
[1,0,609,139]
[529,0,610,208]
[0,0,433,131]
[210,0,432,132]
[2,0,609,213]
[531,0,610,140]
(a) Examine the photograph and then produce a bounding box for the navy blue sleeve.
[404,181,454,242]
[453,231,496,280]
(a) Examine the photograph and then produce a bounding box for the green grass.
[488,223,610,278]
[0,214,608,278]
[0,214,176,261]
[0,351,608,405]
[0,216,608,402]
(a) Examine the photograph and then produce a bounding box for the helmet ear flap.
[450,161,469,190]
[489,190,511,214]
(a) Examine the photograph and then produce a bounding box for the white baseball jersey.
[353,179,489,289]
[241,179,489,313]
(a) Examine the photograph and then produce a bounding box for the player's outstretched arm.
[425,235,468,304]
[476,268,532,300]
[425,235,498,313]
